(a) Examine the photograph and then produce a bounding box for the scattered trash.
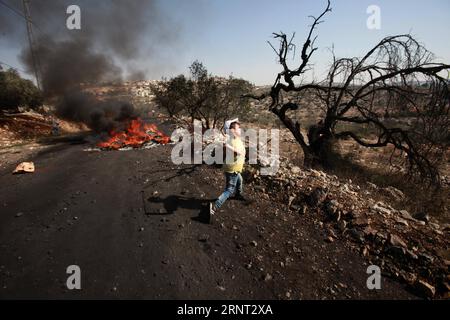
[82,147,101,152]
[118,146,133,151]
[13,162,35,174]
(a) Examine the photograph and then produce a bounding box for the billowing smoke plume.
[56,92,137,133]
[0,0,182,131]
[21,36,123,97]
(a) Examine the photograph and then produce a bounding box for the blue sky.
[2,0,450,85]
[164,0,450,84]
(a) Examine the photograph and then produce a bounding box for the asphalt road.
[0,141,274,299]
[0,139,416,299]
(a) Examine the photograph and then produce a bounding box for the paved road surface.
[0,141,416,299]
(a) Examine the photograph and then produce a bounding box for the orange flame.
[97,118,170,150]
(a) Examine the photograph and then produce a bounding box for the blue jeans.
[214,172,243,209]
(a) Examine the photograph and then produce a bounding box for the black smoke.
[20,36,123,97]
[56,91,137,133]
[0,0,182,131]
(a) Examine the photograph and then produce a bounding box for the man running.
[209,120,247,223]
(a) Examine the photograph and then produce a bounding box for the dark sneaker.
[209,202,216,224]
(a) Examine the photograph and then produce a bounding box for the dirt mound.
[0,110,88,148]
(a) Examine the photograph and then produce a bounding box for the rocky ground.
[244,157,450,299]
[0,109,448,299]
[0,134,445,299]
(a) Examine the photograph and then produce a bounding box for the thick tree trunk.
[303,122,334,168]
[309,136,334,167]
[272,104,335,169]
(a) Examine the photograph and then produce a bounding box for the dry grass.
[275,129,450,224]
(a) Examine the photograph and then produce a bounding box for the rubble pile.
[245,157,450,298]
[0,110,87,148]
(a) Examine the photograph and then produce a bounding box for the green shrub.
[151,61,254,129]
[0,67,43,111]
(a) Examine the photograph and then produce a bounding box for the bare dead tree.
[247,0,450,184]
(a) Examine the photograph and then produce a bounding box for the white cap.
[224,118,239,135]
